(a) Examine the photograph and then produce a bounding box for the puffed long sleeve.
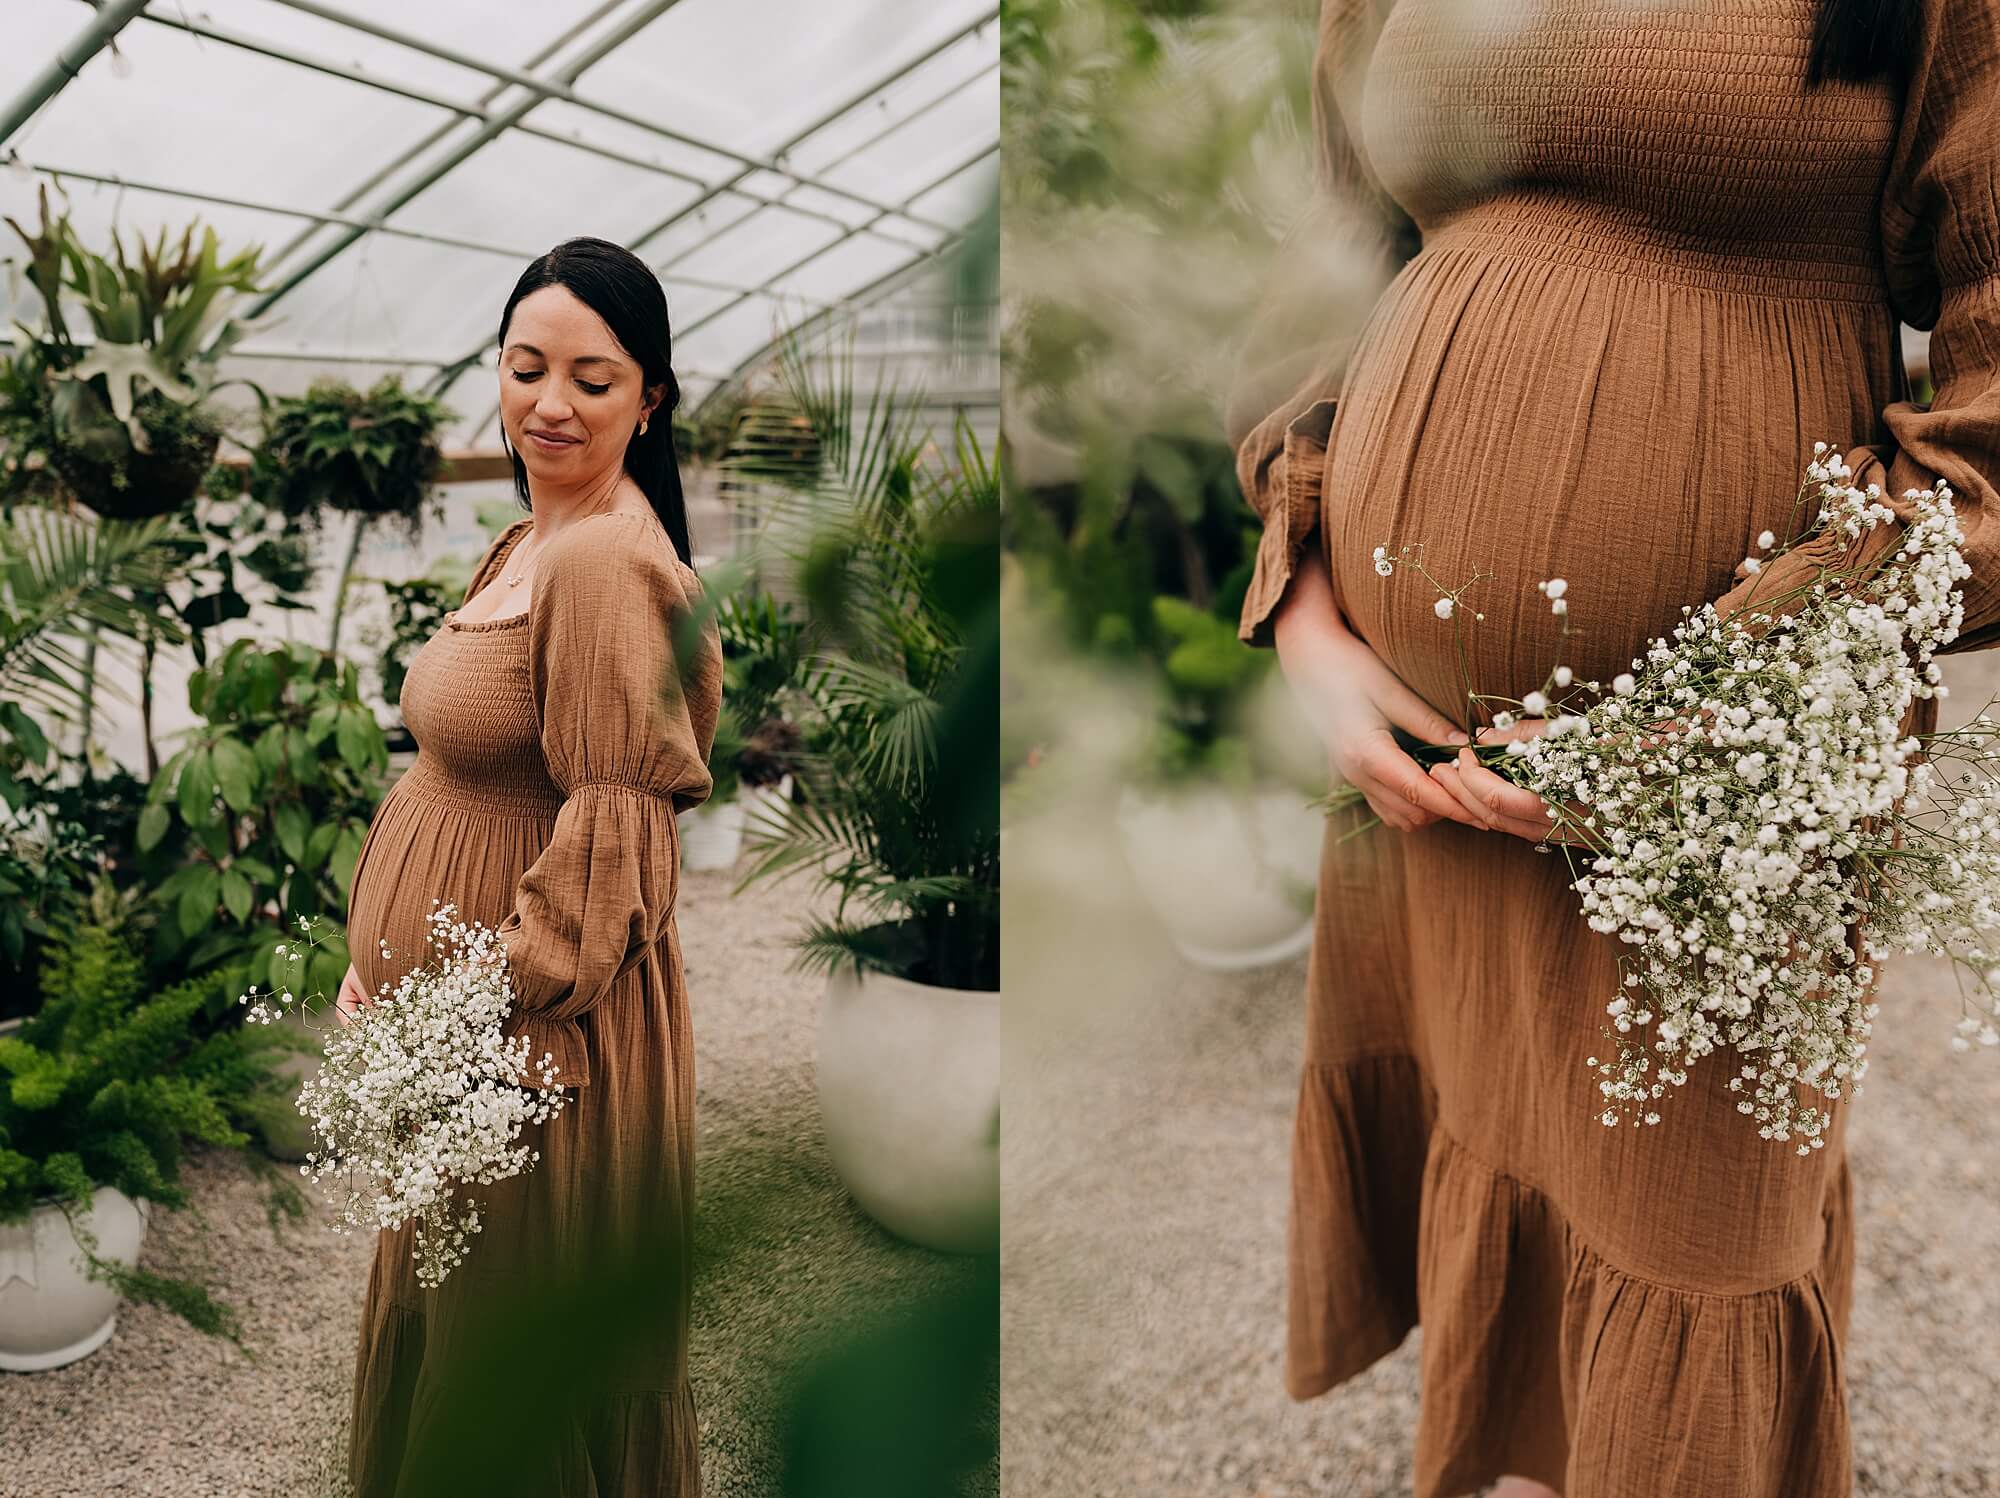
[492,515,722,1088]
[1226,0,1422,647]
[1714,0,2000,654]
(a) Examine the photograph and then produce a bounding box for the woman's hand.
[1273,548,1485,834]
[1425,719,1595,847]
[1429,706,1720,848]
[334,962,369,1027]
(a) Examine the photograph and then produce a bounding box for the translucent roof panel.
[0,0,997,448]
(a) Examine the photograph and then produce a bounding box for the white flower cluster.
[240,903,570,1286]
[1495,449,2000,1153]
[1352,445,2000,1156]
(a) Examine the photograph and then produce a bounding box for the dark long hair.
[496,236,695,568]
[1805,0,1917,88]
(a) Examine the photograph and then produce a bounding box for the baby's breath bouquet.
[238,903,571,1286]
[1326,444,2000,1154]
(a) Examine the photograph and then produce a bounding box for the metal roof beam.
[675,144,995,341]
[104,2,911,251]
[258,0,977,238]
[645,57,994,276]
[0,152,861,311]
[0,0,149,148]
[626,9,995,258]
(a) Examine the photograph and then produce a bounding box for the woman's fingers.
[1369,671,1471,750]
[1357,732,1488,828]
[1449,746,1549,822]
[1428,756,1498,828]
[1431,761,1595,846]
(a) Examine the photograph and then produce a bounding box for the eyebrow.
[504,343,620,368]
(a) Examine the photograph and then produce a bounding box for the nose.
[533,390,574,425]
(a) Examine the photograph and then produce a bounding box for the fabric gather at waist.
[392,752,564,819]
[1419,190,1887,304]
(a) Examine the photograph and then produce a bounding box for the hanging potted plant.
[248,374,453,542]
[3,183,271,520]
[731,336,999,1256]
[247,373,456,657]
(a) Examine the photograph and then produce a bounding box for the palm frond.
[0,505,190,713]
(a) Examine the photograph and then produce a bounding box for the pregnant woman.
[1226,2,2000,1495]
[335,237,722,1496]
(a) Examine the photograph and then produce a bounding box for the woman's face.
[499,284,662,480]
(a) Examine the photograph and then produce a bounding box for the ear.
[643,379,669,423]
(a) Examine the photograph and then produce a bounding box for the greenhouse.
[0,3,998,1494]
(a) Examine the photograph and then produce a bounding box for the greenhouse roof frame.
[0,0,999,439]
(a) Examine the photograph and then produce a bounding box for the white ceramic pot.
[742,774,794,827]
[0,1186,151,1372]
[1114,780,1322,971]
[816,964,999,1255]
[677,795,746,872]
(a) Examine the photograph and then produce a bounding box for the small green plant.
[716,591,814,793]
[373,574,459,729]
[0,913,278,1347]
[138,639,388,996]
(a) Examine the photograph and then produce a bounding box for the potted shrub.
[1112,594,1320,971]
[687,593,812,871]
[678,704,748,872]
[0,909,258,1369]
[731,337,998,1255]
[1005,420,1323,971]
[3,183,269,520]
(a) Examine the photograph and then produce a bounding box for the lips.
[527,429,579,445]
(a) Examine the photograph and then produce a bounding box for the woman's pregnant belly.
[344,758,553,1002]
[1321,238,1903,729]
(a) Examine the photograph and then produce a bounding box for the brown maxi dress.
[1225,2,2000,1495]
[341,511,722,1497]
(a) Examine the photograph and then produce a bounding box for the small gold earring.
[639,416,649,436]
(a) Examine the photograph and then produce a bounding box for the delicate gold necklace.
[502,528,542,587]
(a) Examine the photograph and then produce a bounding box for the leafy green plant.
[248,374,454,542]
[137,638,388,995]
[673,382,749,465]
[0,502,196,777]
[716,591,815,792]
[3,182,271,519]
[246,374,455,659]
[0,806,102,1007]
[730,334,998,993]
[0,910,284,1346]
[371,574,458,741]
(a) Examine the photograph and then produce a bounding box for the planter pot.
[741,774,793,831]
[49,415,220,521]
[0,1187,151,1372]
[678,796,746,872]
[1114,780,1321,971]
[816,964,999,1255]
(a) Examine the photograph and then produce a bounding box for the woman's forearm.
[1271,538,1351,665]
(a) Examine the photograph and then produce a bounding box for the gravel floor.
[0,863,997,1497]
[1001,654,2000,1498]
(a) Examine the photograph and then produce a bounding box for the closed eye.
[511,371,610,396]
